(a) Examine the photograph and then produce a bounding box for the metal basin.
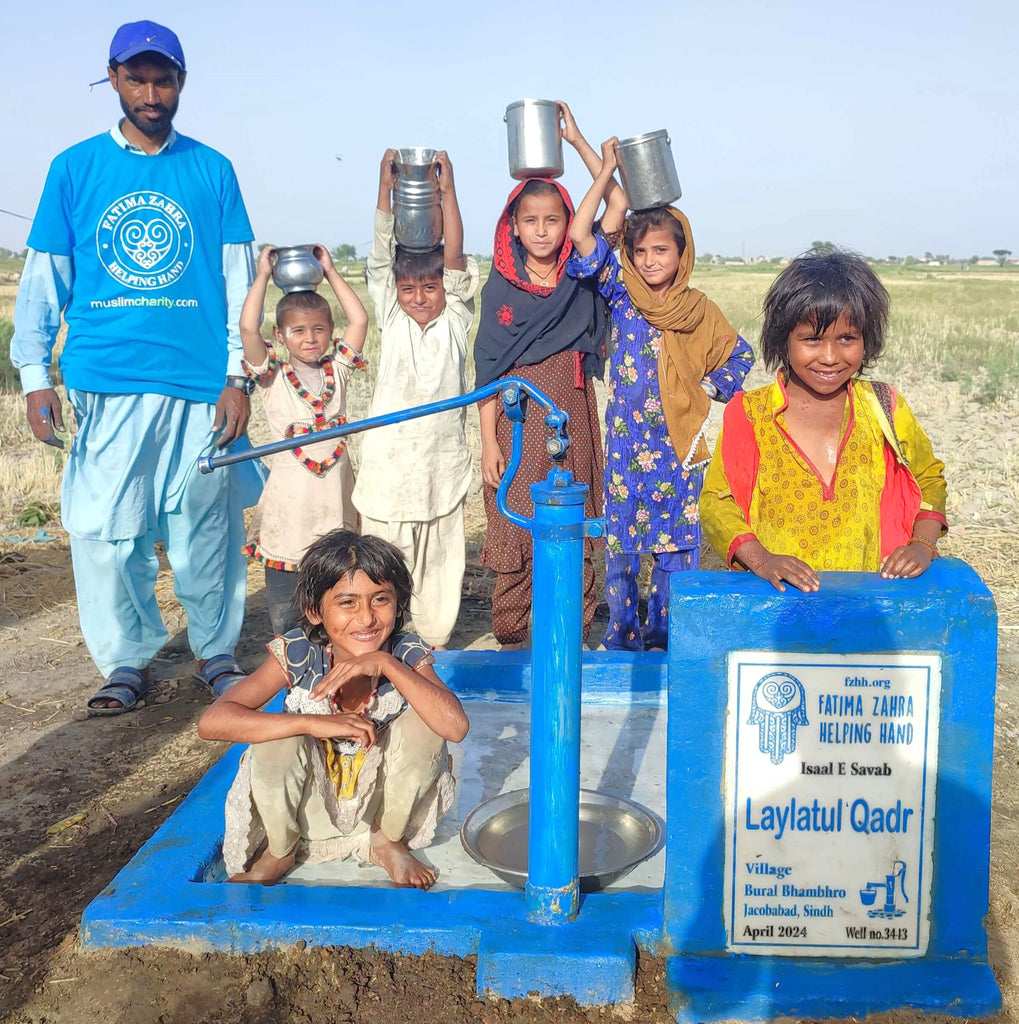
[460,788,663,891]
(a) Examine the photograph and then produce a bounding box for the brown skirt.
[482,350,604,573]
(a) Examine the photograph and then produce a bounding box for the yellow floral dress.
[700,375,947,571]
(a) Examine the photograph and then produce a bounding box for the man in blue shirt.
[12,21,261,713]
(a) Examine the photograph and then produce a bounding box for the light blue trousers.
[64,392,260,677]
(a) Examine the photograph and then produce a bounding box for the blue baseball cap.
[109,20,185,71]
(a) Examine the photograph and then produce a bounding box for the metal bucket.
[394,148,442,251]
[615,130,681,211]
[272,245,324,294]
[504,99,564,180]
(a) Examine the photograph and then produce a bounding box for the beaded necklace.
[282,357,347,475]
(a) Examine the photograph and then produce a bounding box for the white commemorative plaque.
[723,652,940,957]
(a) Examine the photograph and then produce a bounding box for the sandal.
[86,666,150,717]
[194,654,247,697]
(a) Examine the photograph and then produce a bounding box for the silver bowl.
[460,788,663,892]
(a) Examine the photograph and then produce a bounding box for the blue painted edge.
[666,954,1002,1021]
[434,649,667,705]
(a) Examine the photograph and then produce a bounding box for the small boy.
[352,150,478,649]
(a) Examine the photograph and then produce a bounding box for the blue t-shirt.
[28,132,253,403]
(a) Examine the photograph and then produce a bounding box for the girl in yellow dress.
[700,249,947,592]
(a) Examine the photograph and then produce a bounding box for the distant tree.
[969,255,979,265]
[0,247,11,259]
[992,248,1012,266]
[810,239,835,252]
[904,255,918,266]
[936,253,950,264]
[886,255,899,265]
[697,252,713,263]
[332,243,358,262]
[17,249,27,259]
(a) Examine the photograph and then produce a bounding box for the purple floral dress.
[567,236,754,558]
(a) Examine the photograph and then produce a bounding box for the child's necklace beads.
[281,357,347,475]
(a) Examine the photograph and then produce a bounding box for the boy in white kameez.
[352,150,478,649]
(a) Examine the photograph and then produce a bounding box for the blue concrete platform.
[81,651,668,1005]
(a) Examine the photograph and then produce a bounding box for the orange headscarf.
[620,207,738,467]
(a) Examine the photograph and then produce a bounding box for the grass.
[1,260,1018,522]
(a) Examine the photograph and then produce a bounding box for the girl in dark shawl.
[474,177,608,647]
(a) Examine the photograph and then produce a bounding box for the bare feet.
[228,848,295,885]
[369,826,436,889]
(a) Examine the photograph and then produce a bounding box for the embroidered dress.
[222,629,455,875]
[243,341,364,570]
[700,375,948,571]
[567,235,754,558]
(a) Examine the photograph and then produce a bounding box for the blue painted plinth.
[80,652,665,1006]
[666,955,1002,1022]
[663,559,1001,1019]
[477,899,648,1004]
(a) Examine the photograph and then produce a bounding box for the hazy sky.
[1,0,1016,258]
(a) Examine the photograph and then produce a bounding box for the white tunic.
[352,210,477,522]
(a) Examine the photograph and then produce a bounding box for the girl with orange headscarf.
[567,139,755,650]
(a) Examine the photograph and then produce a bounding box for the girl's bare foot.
[369,827,436,889]
[228,849,295,885]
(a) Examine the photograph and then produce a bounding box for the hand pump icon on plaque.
[861,860,909,919]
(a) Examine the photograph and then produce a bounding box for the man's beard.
[120,95,178,137]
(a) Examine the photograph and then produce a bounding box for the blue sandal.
[87,666,150,717]
[194,654,247,697]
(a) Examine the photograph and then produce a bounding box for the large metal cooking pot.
[615,130,682,211]
[504,99,564,180]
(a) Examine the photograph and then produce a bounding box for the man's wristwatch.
[225,375,255,396]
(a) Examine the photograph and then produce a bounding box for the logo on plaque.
[723,652,940,958]
[748,672,808,764]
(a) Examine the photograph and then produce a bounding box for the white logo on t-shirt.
[96,191,194,290]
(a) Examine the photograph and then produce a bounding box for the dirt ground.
[1,376,1017,1023]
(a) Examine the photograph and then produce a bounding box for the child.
[567,139,755,651]
[239,244,369,641]
[474,104,615,649]
[198,529,469,888]
[352,150,478,650]
[700,249,947,591]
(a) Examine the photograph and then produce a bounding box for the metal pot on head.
[393,148,442,251]
[272,245,324,294]
[615,130,682,211]
[504,99,564,180]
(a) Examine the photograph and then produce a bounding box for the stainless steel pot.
[504,99,564,180]
[393,148,442,251]
[615,130,682,211]
[272,245,324,294]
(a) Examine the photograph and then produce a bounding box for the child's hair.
[509,179,569,220]
[296,529,413,643]
[760,248,890,373]
[275,289,333,328]
[623,207,686,263]
[394,245,445,284]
